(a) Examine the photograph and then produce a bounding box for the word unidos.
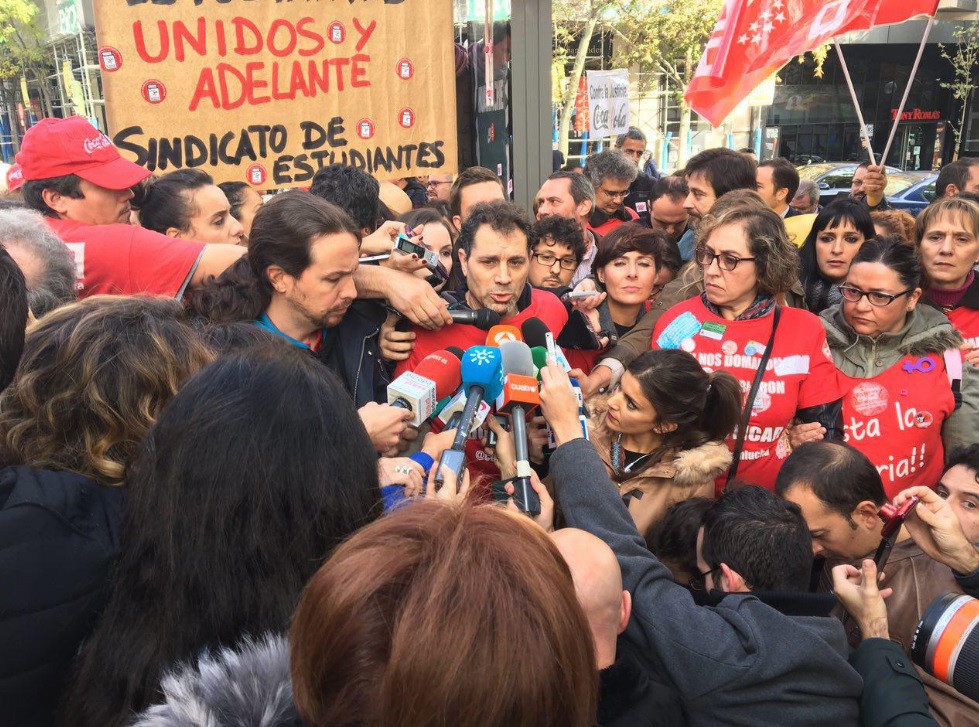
[131,17,377,110]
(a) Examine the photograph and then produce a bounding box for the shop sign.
[890,108,942,122]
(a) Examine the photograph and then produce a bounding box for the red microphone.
[485,324,522,348]
[387,349,463,427]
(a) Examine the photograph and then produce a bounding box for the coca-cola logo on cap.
[83,135,113,155]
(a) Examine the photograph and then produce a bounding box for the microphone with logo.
[498,340,541,515]
[387,349,463,427]
[434,345,504,488]
[485,323,522,348]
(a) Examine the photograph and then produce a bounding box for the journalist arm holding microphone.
[536,361,937,727]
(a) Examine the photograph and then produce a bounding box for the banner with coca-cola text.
[685,0,940,127]
[92,0,458,188]
[587,70,630,139]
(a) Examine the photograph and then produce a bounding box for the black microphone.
[521,317,550,349]
[449,308,502,330]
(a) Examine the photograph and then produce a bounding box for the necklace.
[611,434,657,481]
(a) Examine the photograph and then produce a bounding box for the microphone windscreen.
[460,346,504,400]
[445,346,465,360]
[530,346,549,378]
[413,350,463,400]
[485,324,522,347]
[500,340,536,377]
[521,317,550,349]
[474,308,502,330]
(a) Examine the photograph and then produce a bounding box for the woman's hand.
[378,457,425,487]
[420,427,458,461]
[893,486,979,575]
[539,364,584,447]
[832,559,892,640]
[570,277,607,312]
[505,470,555,532]
[380,251,429,275]
[484,416,517,479]
[786,418,826,449]
[362,221,423,256]
[423,461,471,503]
[379,312,416,362]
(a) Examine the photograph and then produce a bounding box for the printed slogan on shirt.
[92,0,457,187]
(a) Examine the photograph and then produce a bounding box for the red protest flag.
[685,0,940,127]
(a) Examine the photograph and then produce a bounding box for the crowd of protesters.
[3,116,979,727]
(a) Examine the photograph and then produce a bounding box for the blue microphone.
[435,346,503,488]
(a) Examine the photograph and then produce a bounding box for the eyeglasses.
[532,251,578,271]
[838,285,914,307]
[695,247,757,272]
[688,565,721,591]
[599,187,630,200]
[426,180,452,189]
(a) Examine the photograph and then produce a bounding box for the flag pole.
[834,40,877,166]
[880,14,936,165]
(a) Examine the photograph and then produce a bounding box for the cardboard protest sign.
[92,0,457,187]
[586,70,630,140]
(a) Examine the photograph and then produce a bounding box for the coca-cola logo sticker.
[850,382,889,417]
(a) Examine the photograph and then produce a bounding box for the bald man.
[551,528,630,669]
[552,528,682,725]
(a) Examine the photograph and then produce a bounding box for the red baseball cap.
[5,163,23,192]
[16,117,150,190]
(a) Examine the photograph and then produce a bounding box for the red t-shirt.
[47,218,205,298]
[840,354,954,499]
[652,297,846,492]
[395,287,568,483]
[949,306,979,353]
[588,207,639,237]
[395,288,568,376]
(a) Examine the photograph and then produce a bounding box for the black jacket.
[625,173,656,228]
[599,642,685,726]
[314,300,389,408]
[0,466,124,727]
[850,639,937,727]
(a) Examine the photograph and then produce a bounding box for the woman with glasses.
[797,199,876,314]
[651,201,846,492]
[815,236,979,497]
[914,197,979,364]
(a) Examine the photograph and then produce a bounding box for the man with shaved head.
[552,528,682,725]
[551,528,630,669]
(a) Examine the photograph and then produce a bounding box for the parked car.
[886,175,938,216]
[796,162,928,206]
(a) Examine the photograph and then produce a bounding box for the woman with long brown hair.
[0,296,211,726]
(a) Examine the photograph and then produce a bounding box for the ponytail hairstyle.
[185,190,361,323]
[627,349,742,467]
[138,169,215,236]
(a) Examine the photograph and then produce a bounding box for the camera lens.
[912,593,979,702]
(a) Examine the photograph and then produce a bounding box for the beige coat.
[583,396,732,537]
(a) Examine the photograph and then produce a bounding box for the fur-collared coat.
[131,635,303,727]
[580,395,732,537]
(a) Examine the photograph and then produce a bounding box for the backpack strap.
[944,348,963,411]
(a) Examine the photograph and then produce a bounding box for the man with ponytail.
[187,190,410,453]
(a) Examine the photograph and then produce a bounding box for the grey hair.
[545,171,595,205]
[615,126,646,147]
[0,208,77,317]
[585,150,638,188]
[795,179,820,205]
